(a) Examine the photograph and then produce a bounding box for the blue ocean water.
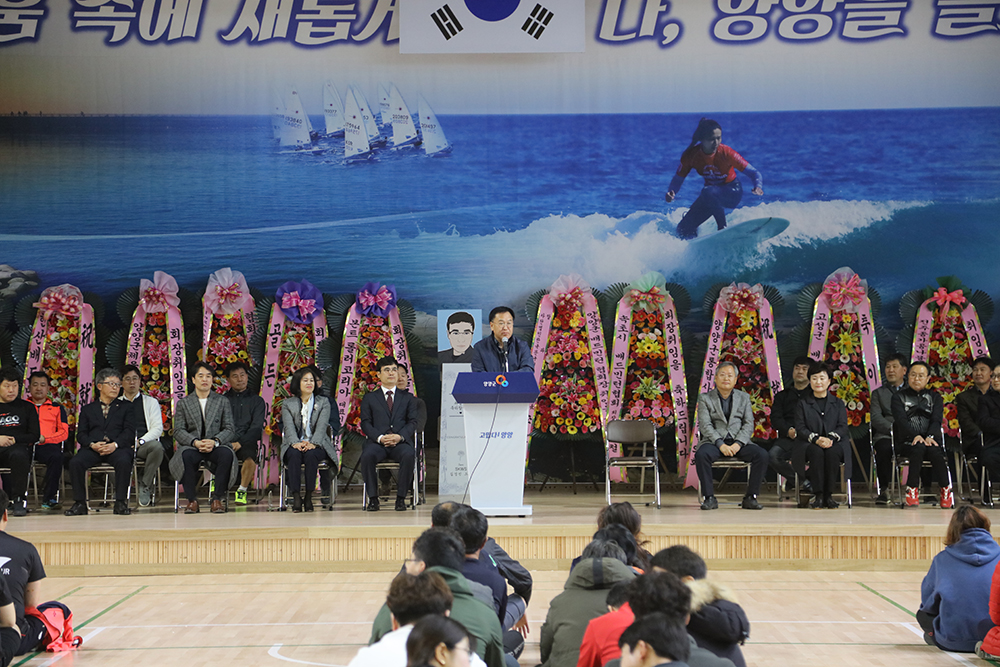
[1,108,998,322]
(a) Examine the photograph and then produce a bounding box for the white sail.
[377,84,391,126]
[343,88,371,159]
[281,89,313,147]
[271,90,285,140]
[388,84,420,148]
[323,81,345,136]
[350,86,382,145]
[417,96,451,155]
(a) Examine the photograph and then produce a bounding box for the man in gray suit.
[170,361,236,514]
[694,361,768,510]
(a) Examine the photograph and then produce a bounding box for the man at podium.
[471,307,534,374]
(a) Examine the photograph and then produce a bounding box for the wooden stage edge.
[14,488,969,576]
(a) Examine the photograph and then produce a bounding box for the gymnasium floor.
[14,567,993,667]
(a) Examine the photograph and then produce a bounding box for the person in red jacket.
[664,118,764,240]
[977,562,1000,660]
[26,372,68,511]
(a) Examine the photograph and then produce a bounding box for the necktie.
[386,391,393,413]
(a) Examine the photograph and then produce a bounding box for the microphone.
[501,336,509,352]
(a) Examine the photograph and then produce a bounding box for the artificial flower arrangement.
[20,285,97,427]
[200,268,256,393]
[528,275,609,441]
[898,276,992,438]
[685,282,783,486]
[604,272,691,479]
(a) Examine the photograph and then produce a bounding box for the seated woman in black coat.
[794,361,850,509]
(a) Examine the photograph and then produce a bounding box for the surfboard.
[687,216,790,247]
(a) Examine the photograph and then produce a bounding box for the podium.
[452,372,539,517]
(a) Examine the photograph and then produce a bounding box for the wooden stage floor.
[9,486,970,576]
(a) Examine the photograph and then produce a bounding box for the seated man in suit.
[766,356,811,494]
[694,361,768,510]
[870,353,908,504]
[360,356,418,512]
[169,361,237,514]
[891,361,952,508]
[471,307,534,374]
[64,368,136,516]
[957,356,994,459]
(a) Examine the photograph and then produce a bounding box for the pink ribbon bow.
[216,283,242,305]
[822,272,866,312]
[138,271,180,314]
[719,283,763,313]
[358,285,392,312]
[932,287,966,323]
[34,284,84,317]
[282,291,317,318]
[628,287,666,311]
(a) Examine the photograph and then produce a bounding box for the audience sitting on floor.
[617,613,691,667]
[539,539,637,667]
[119,364,166,508]
[170,361,237,514]
[406,615,476,667]
[918,505,1000,653]
[869,353,908,504]
[0,367,40,517]
[976,558,1000,662]
[26,371,68,511]
[891,360,953,509]
[349,570,486,667]
[957,356,994,459]
[0,488,79,658]
[64,367,135,516]
[694,361,768,511]
[766,356,812,495]
[596,503,652,569]
[650,546,749,667]
[370,528,505,667]
[577,581,632,667]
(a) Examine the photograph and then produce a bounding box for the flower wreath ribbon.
[911,290,989,364]
[529,274,611,451]
[25,284,96,420]
[334,282,410,459]
[261,280,329,466]
[126,271,187,414]
[807,267,882,392]
[684,283,782,488]
[201,267,257,367]
[606,272,689,483]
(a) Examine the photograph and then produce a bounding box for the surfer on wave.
[665,118,764,240]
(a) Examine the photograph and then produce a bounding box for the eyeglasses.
[101,382,121,388]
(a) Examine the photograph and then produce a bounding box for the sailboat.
[271,90,285,141]
[323,81,345,138]
[280,89,321,153]
[377,84,391,128]
[343,88,373,161]
[417,95,450,156]
[350,86,386,149]
[388,84,421,149]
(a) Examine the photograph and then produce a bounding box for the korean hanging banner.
[260,279,328,469]
[126,271,187,415]
[202,267,257,392]
[685,282,781,488]
[24,284,96,426]
[607,272,689,482]
[807,267,881,428]
[335,282,410,459]
[530,274,610,448]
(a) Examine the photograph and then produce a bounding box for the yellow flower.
[552,353,562,363]
[567,425,578,435]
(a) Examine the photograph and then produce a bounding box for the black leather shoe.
[304,495,314,512]
[824,494,840,509]
[64,501,88,516]
[810,494,824,509]
[113,500,131,515]
[700,496,718,510]
[741,495,764,510]
[367,497,380,512]
[395,497,407,512]
[292,493,303,513]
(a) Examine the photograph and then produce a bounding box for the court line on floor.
[269,643,346,666]
[857,582,914,616]
[17,627,106,667]
[900,622,978,666]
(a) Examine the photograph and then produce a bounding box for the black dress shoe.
[292,493,303,513]
[741,495,764,510]
[304,495,314,512]
[824,494,840,509]
[367,497,380,512]
[700,496,718,510]
[113,500,131,515]
[395,497,407,512]
[64,501,88,516]
[810,494,824,509]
